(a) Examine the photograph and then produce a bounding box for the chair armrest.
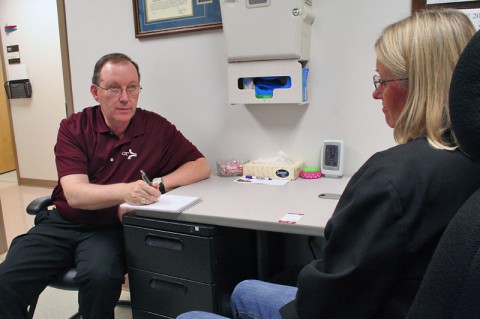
[26,196,54,215]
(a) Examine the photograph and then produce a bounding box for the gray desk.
[124,175,350,318]
[140,174,350,236]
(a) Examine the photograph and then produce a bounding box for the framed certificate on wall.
[412,0,480,12]
[412,0,480,30]
[133,0,222,38]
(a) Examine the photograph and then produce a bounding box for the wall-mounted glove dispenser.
[227,60,308,104]
[219,0,315,105]
[4,79,32,99]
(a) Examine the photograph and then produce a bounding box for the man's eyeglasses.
[373,75,408,90]
[95,84,142,97]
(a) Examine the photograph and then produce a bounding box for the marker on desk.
[245,175,272,180]
[140,170,153,186]
[318,193,341,200]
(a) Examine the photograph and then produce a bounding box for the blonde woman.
[177,9,480,319]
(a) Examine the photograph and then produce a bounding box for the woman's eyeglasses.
[373,75,408,90]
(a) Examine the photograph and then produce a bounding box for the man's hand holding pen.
[118,170,162,222]
[122,179,160,206]
[138,170,161,205]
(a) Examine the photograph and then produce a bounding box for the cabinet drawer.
[124,225,216,283]
[129,268,219,318]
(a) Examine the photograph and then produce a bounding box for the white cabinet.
[220,0,315,105]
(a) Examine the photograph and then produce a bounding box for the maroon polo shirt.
[51,105,205,227]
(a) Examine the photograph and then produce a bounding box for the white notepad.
[120,194,202,214]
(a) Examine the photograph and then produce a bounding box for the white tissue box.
[243,161,304,180]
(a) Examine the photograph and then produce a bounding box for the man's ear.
[90,84,100,102]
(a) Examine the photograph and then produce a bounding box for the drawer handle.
[145,234,183,251]
[150,278,188,295]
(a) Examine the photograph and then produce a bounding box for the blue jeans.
[177,280,297,319]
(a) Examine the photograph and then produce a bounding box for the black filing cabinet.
[123,212,258,319]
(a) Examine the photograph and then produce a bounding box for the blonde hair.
[375,9,476,149]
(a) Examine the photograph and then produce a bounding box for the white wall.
[67,0,410,176]
[0,0,65,182]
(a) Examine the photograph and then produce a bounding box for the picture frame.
[412,0,480,12]
[133,0,222,38]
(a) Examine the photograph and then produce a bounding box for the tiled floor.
[0,171,132,318]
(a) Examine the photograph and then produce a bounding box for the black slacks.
[0,209,126,319]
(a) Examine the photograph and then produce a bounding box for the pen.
[245,175,272,180]
[140,170,153,186]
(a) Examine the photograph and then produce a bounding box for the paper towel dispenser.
[220,0,315,62]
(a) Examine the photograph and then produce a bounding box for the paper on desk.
[234,177,289,186]
[120,194,201,214]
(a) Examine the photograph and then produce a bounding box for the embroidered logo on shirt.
[122,149,137,160]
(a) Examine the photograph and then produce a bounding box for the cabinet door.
[0,199,7,254]
[0,65,15,174]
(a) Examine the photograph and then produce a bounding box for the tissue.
[243,152,304,180]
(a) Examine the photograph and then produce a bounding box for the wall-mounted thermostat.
[321,140,344,178]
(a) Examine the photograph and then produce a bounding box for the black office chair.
[25,196,131,319]
[407,31,480,318]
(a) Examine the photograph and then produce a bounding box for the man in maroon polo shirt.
[0,53,211,319]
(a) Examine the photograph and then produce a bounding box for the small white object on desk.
[278,213,304,224]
